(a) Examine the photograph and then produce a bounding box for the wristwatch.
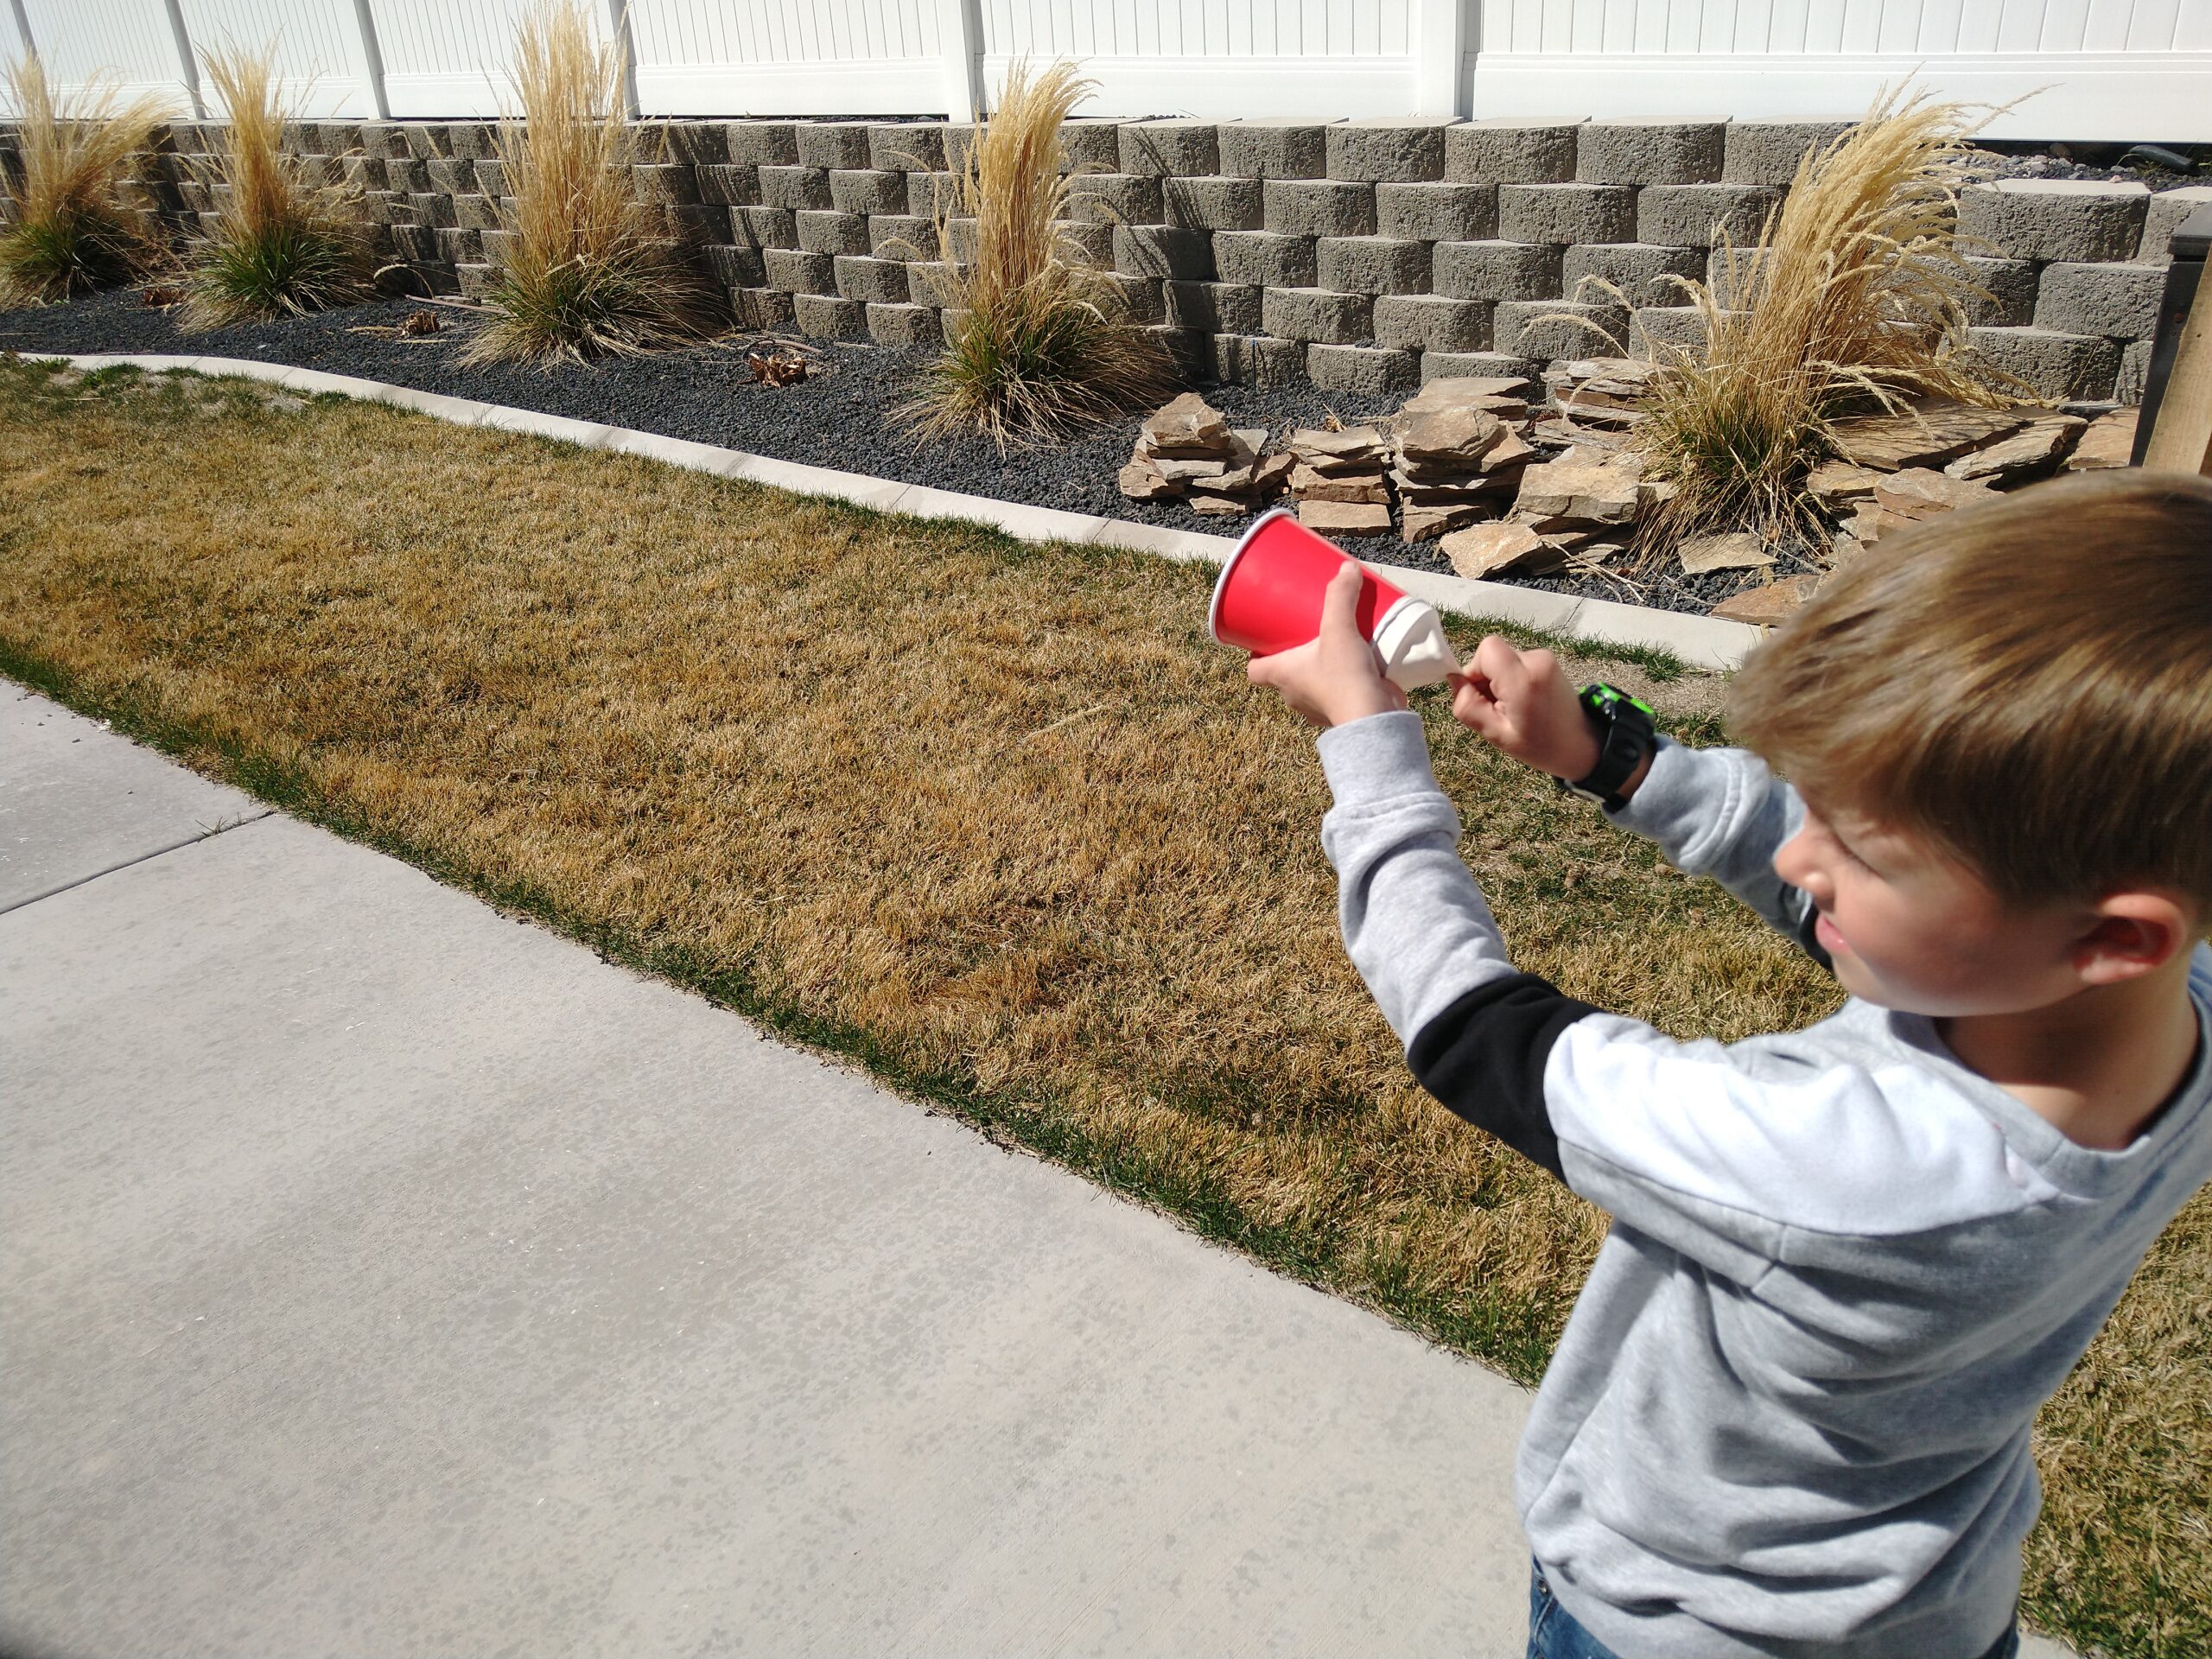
[1560,683,1657,811]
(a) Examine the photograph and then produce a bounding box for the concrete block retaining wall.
[3,115,2196,406]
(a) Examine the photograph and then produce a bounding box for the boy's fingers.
[1317,561,1367,642]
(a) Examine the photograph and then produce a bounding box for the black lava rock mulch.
[0,288,1802,617]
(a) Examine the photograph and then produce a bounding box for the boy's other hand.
[1245,562,1408,728]
[1450,635,1602,780]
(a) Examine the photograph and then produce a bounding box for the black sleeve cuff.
[1406,973,1599,1182]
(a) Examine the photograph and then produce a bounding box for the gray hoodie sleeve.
[1606,739,1830,967]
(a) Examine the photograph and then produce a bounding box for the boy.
[1246,470,2212,1659]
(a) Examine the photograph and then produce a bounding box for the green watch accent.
[1562,682,1658,811]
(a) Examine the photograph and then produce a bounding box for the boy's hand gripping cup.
[1209,507,1459,691]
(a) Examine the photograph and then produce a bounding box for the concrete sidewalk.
[0,686,1535,1658]
[0,686,2078,1659]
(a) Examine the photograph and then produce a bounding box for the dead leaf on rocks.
[400,308,442,337]
[745,344,809,386]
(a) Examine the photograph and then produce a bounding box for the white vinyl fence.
[9,0,2209,140]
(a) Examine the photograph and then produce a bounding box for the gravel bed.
[0,286,1799,616]
[1973,144,2203,188]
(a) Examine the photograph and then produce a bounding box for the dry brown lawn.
[1,360,2202,1658]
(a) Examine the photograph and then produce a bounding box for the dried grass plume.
[466,0,713,365]
[907,60,1174,448]
[0,55,170,305]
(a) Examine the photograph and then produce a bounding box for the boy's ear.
[2074,893,2197,985]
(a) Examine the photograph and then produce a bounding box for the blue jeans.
[1526,1560,2023,1659]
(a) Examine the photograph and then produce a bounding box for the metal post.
[1412,0,1469,121]
[605,0,640,119]
[159,0,206,120]
[349,0,391,122]
[7,0,35,67]
[938,0,982,122]
[2130,202,2211,469]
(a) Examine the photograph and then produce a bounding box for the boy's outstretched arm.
[1451,633,1828,968]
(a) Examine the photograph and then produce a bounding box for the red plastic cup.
[1209,508,1458,690]
[1211,508,1402,656]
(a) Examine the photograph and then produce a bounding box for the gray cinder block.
[727,122,799,167]
[732,285,797,331]
[406,192,456,228]
[1494,298,1629,359]
[833,253,909,303]
[1098,272,1165,323]
[829,168,906,216]
[1308,343,1420,394]
[662,121,728,165]
[1723,120,1851,186]
[444,121,498,161]
[760,165,831,211]
[2033,261,2166,340]
[433,226,480,262]
[1958,180,2151,265]
[1211,333,1308,387]
[2115,338,2152,404]
[797,210,871,255]
[1562,242,1704,308]
[1217,120,1331,180]
[1961,256,2038,327]
[1377,181,1497,243]
[472,158,506,196]
[868,122,944,173]
[451,194,504,232]
[1262,286,1373,344]
[404,123,449,159]
[1060,118,1122,173]
[793,292,868,337]
[1499,183,1635,247]
[1636,183,1782,250]
[1631,305,1711,359]
[1423,350,1543,384]
[1966,325,2121,400]
[907,171,957,217]
[2138,186,2212,265]
[1064,173,1166,225]
[1317,235,1431,296]
[797,122,874,170]
[1053,219,1115,266]
[425,157,473,194]
[1375,294,1491,353]
[1433,239,1562,302]
[1578,120,1725,186]
[1120,119,1219,178]
[702,245,766,287]
[385,158,430,194]
[1326,120,1445,183]
[1446,119,1579,185]
[867,301,938,346]
[1116,225,1215,279]
[734,206,799,248]
[1262,179,1376,238]
[456,260,496,299]
[696,163,760,206]
[1166,280,1263,335]
[632,163,698,205]
[869,214,938,258]
[1214,231,1318,288]
[1165,175,1264,232]
[764,247,837,294]
[662,203,728,245]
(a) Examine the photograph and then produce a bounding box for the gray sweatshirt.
[1315,711,2212,1659]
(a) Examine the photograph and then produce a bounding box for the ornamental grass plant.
[0,56,169,306]
[908,60,1174,449]
[466,0,712,365]
[1620,92,2012,557]
[180,42,374,329]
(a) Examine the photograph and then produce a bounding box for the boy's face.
[1773,798,2088,1017]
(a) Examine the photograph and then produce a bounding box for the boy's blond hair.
[1730,469,2212,911]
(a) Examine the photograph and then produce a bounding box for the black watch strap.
[1562,683,1657,811]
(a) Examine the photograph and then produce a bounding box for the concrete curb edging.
[35,353,1765,671]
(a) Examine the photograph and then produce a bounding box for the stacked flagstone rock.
[1286,426,1395,537]
[1440,445,1653,579]
[1389,376,1541,541]
[1119,392,1290,516]
[1539,357,1659,442]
